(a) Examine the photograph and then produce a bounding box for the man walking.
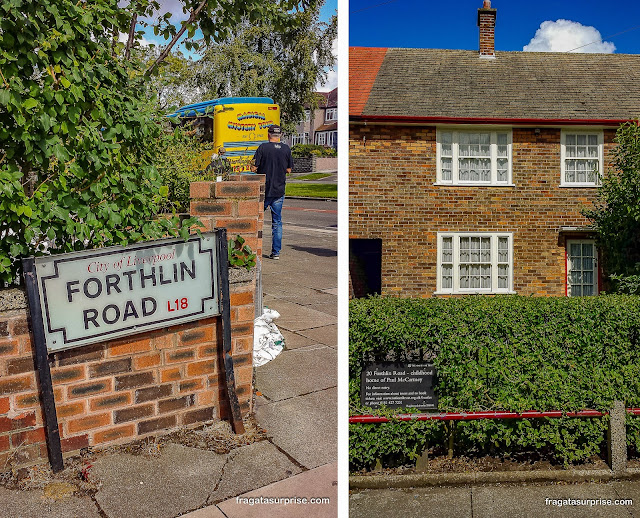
[252,125,293,259]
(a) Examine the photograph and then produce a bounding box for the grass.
[293,172,332,181]
[285,183,337,199]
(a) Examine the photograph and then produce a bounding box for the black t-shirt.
[254,141,293,198]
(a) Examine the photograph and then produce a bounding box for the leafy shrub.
[154,126,216,213]
[0,0,185,284]
[291,144,337,158]
[228,235,256,270]
[349,295,640,469]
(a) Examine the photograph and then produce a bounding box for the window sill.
[434,290,517,296]
[559,184,599,188]
[433,183,516,187]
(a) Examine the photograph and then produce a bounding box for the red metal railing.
[349,408,640,424]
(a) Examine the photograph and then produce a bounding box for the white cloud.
[523,19,615,53]
[118,32,153,47]
[316,37,337,92]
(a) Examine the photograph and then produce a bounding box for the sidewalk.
[350,481,640,517]
[0,222,337,517]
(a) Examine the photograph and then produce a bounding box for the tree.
[194,6,336,133]
[582,121,640,293]
[135,47,202,111]
[0,0,316,285]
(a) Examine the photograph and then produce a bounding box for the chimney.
[477,0,497,58]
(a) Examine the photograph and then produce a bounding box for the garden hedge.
[349,295,640,470]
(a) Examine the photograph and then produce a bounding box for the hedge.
[349,295,640,470]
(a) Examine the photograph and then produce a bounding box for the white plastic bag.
[253,308,285,367]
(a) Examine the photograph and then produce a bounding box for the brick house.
[286,88,338,148]
[349,2,640,298]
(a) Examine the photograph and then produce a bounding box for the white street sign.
[35,233,220,352]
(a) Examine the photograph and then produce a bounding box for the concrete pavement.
[0,215,338,517]
[350,481,640,517]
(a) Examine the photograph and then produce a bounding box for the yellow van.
[170,97,281,173]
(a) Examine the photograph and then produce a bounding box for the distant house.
[286,88,338,148]
[349,1,640,298]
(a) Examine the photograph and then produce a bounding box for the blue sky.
[349,0,640,54]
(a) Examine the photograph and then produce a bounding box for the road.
[266,198,338,233]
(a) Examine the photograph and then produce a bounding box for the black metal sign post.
[216,228,246,434]
[22,257,64,473]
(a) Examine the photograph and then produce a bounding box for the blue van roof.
[169,97,275,118]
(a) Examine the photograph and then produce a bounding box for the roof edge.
[349,115,633,126]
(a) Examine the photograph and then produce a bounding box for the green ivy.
[349,295,640,469]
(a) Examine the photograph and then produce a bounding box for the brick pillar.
[190,175,265,257]
[190,175,266,415]
[477,1,497,58]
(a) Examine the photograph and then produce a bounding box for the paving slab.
[610,481,640,516]
[0,486,101,518]
[277,328,318,350]
[472,483,631,518]
[262,284,331,301]
[92,443,227,518]
[349,487,473,518]
[255,345,336,401]
[256,388,337,469]
[216,462,338,518]
[308,301,339,317]
[261,299,337,332]
[298,324,337,347]
[207,440,303,504]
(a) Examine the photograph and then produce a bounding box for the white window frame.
[291,133,309,146]
[315,132,327,146]
[560,130,603,187]
[325,107,337,122]
[436,232,514,294]
[304,109,311,122]
[326,130,337,148]
[436,129,513,186]
[566,239,598,296]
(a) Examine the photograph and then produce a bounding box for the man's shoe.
[269,253,280,260]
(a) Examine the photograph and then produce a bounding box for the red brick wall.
[349,125,615,297]
[0,176,263,469]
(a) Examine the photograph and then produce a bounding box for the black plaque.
[360,362,437,409]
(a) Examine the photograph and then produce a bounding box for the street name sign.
[361,362,438,409]
[33,233,220,353]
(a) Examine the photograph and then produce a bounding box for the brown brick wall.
[0,176,263,469]
[349,125,615,297]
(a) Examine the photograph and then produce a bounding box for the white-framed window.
[291,133,309,146]
[326,130,337,148]
[437,232,514,294]
[315,132,326,146]
[566,239,598,296]
[325,107,337,121]
[436,129,512,185]
[304,109,311,122]
[560,130,603,187]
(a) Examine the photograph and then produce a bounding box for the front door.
[567,239,598,296]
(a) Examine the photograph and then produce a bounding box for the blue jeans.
[264,195,284,255]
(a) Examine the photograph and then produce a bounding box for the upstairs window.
[325,108,337,122]
[561,131,603,187]
[437,130,512,185]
